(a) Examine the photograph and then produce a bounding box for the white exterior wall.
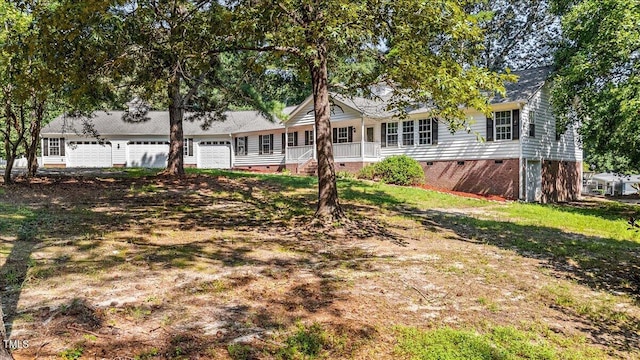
[233,131,286,167]
[521,85,582,162]
[287,99,363,127]
[110,140,128,165]
[379,111,521,161]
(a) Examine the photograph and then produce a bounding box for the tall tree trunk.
[164,77,185,176]
[0,305,14,359]
[25,99,44,178]
[309,48,345,222]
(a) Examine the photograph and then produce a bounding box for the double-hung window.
[418,119,431,145]
[49,138,60,156]
[387,122,398,147]
[494,110,512,140]
[402,120,414,146]
[259,134,274,154]
[337,127,349,143]
[183,138,194,156]
[235,137,247,156]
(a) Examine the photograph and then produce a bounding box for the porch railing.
[286,142,381,162]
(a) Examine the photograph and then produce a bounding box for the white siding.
[111,140,128,165]
[521,85,582,162]
[380,112,521,161]
[287,98,362,127]
[233,132,286,166]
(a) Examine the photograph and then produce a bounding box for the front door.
[526,160,542,202]
[366,127,374,142]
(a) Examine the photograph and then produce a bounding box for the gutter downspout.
[518,102,525,201]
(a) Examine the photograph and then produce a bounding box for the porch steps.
[299,160,317,176]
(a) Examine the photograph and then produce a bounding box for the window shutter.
[60,138,65,156]
[431,119,439,145]
[381,123,387,147]
[294,132,298,146]
[332,128,338,143]
[512,109,520,140]
[244,137,248,155]
[43,138,49,156]
[348,127,353,143]
[305,131,309,146]
[188,139,193,156]
[486,116,494,142]
[282,133,286,154]
[270,134,274,154]
[259,136,263,155]
[235,138,238,155]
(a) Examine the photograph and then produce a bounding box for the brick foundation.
[541,160,581,202]
[43,164,66,168]
[233,164,286,173]
[285,161,371,175]
[420,159,520,199]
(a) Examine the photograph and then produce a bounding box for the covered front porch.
[284,118,381,166]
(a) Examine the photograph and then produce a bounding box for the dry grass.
[0,170,638,359]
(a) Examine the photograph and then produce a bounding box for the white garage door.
[67,141,112,168]
[198,142,231,169]
[128,141,169,168]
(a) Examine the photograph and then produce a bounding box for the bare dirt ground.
[0,171,638,359]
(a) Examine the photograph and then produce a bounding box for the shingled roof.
[329,66,553,118]
[43,67,551,136]
[42,109,287,137]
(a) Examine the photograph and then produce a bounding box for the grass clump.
[395,326,602,360]
[60,346,84,360]
[277,323,329,359]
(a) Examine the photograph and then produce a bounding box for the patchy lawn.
[0,169,639,359]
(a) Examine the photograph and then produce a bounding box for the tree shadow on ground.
[406,207,640,353]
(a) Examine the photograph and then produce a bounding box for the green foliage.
[551,0,640,172]
[357,164,377,180]
[228,343,253,360]
[396,326,564,360]
[373,155,425,186]
[335,171,355,180]
[278,323,328,360]
[59,346,84,360]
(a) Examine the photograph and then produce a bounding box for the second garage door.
[128,141,169,168]
[198,142,232,169]
[67,141,112,168]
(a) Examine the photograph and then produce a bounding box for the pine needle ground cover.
[0,169,638,359]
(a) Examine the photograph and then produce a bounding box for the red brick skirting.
[43,164,66,168]
[420,159,520,200]
[541,160,581,202]
[233,165,286,173]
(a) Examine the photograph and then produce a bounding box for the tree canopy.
[551,0,640,172]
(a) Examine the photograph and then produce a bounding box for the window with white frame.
[260,134,272,154]
[337,127,349,143]
[305,130,314,145]
[418,119,431,145]
[387,122,398,146]
[49,138,60,156]
[183,138,193,156]
[235,137,247,156]
[494,110,512,140]
[528,111,536,138]
[287,132,297,147]
[402,120,414,146]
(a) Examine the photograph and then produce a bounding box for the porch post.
[361,117,365,161]
[313,125,317,160]
[284,126,288,163]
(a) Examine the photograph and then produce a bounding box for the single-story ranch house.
[41,67,582,202]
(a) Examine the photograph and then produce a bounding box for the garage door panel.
[128,142,169,168]
[198,143,231,169]
[67,141,112,168]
